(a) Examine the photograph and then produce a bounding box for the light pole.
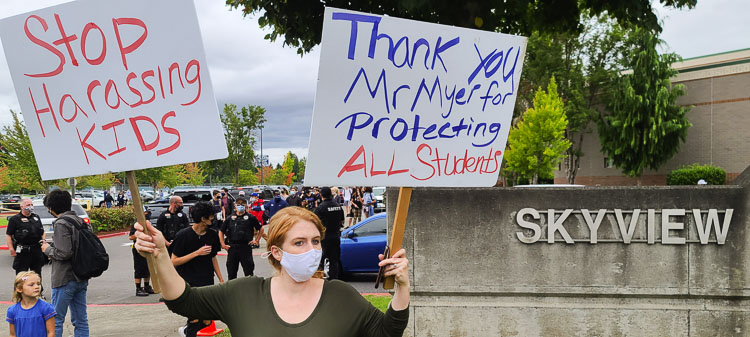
[259,127,263,185]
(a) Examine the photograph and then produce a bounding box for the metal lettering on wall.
[515,208,734,245]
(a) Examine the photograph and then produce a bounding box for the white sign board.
[305,8,527,187]
[0,0,227,180]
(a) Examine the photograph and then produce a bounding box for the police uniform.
[220,212,261,279]
[7,211,45,275]
[155,209,190,255]
[314,198,345,280]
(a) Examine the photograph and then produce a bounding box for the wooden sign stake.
[126,171,161,293]
[384,187,413,290]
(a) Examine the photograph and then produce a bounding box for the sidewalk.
[0,301,228,336]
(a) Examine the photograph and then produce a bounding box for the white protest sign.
[0,0,227,180]
[305,8,527,187]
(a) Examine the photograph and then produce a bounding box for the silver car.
[31,201,91,242]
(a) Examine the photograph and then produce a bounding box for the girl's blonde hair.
[265,206,326,279]
[12,271,40,303]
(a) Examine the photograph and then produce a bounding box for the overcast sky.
[1,0,748,165]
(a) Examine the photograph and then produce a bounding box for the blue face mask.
[236,205,246,213]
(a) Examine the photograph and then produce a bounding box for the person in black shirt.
[129,207,155,296]
[170,201,223,337]
[286,187,301,207]
[219,198,262,280]
[314,187,345,280]
[155,196,189,255]
[5,198,46,286]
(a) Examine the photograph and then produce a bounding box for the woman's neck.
[20,295,37,309]
[274,270,319,295]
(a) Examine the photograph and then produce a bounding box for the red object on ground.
[197,321,224,336]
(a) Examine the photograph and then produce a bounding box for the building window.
[604,157,614,168]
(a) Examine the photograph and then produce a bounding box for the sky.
[0,0,748,166]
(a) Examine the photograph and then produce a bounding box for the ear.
[271,246,283,262]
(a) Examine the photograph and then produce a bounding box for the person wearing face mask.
[169,201,224,337]
[219,198,262,280]
[264,190,289,220]
[6,198,46,291]
[134,206,410,336]
[155,196,189,256]
[313,187,345,280]
[286,187,301,207]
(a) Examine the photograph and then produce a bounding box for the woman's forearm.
[154,246,186,300]
[390,282,410,311]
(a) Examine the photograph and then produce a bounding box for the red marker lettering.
[168,62,184,94]
[104,79,131,109]
[410,143,435,181]
[52,14,78,67]
[182,59,201,106]
[23,15,65,78]
[76,123,106,164]
[156,111,180,156]
[112,17,148,71]
[126,72,144,107]
[86,80,101,112]
[338,145,367,178]
[102,119,126,156]
[140,70,156,104]
[387,151,409,176]
[129,116,159,151]
[80,22,106,65]
[28,84,60,137]
[58,94,88,123]
[370,152,386,176]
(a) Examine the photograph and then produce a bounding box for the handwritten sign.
[305,8,527,187]
[0,0,227,180]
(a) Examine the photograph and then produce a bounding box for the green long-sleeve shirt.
[165,276,409,337]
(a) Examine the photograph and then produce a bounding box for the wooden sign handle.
[126,171,161,294]
[384,187,412,290]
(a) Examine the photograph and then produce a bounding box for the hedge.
[88,206,136,234]
[667,164,726,185]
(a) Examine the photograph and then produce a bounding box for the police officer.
[155,196,189,255]
[314,187,345,280]
[6,198,46,283]
[219,198,262,280]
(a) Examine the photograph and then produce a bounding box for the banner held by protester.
[0,0,228,181]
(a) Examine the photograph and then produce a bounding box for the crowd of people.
[4,186,402,337]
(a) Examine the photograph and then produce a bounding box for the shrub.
[667,164,726,185]
[88,206,136,233]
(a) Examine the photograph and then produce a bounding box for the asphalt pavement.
[0,225,385,336]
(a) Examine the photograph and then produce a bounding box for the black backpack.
[61,215,109,279]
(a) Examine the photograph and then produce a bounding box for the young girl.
[6,271,55,337]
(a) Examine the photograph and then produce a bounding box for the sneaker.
[144,285,155,294]
[135,288,149,297]
[177,326,187,337]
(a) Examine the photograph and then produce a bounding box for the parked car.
[147,187,233,223]
[25,201,90,243]
[372,187,386,213]
[339,213,387,276]
[74,190,105,208]
[1,195,23,210]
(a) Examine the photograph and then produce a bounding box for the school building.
[554,48,750,185]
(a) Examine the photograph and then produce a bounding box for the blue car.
[340,213,387,275]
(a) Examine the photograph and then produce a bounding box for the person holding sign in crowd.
[156,196,190,256]
[130,208,155,297]
[134,206,409,336]
[219,198,262,279]
[169,201,223,337]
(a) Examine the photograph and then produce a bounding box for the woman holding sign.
[134,206,410,336]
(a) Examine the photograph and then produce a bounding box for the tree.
[0,110,59,192]
[597,27,691,183]
[256,166,274,185]
[80,173,118,190]
[0,166,10,191]
[179,163,206,186]
[504,77,571,185]
[297,157,306,182]
[280,152,296,185]
[225,0,696,55]
[517,15,628,184]
[221,104,266,185]
[238,169,259,186]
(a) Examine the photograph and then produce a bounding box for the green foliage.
[504,77,571,184]
[363,294,391,313]
[0,110,61,192]
[238,169,259,186]
[667,164,726,185]
[598,27,692,179]
[88,206,137,234]
[518,15,629,184]
[179,163,206,186]
[225,0,696,55]
[79,173,118,190]
[221,104,266,185]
